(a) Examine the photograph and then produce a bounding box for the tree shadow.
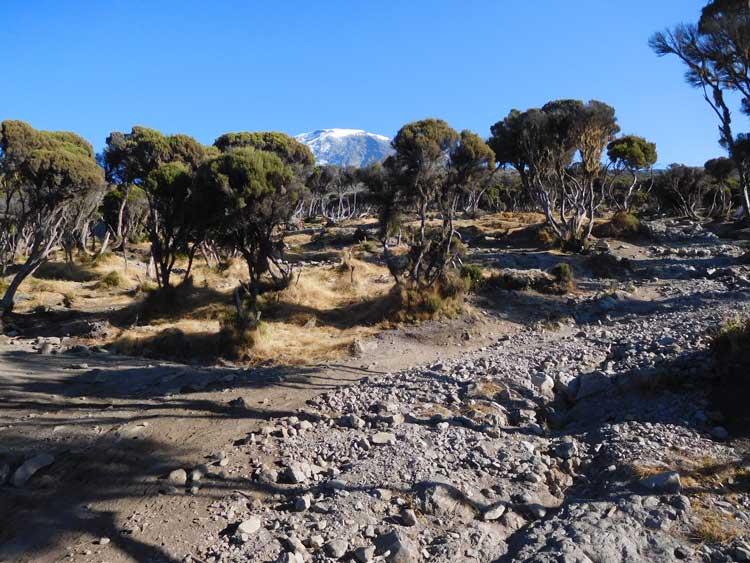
[0,432,189,563]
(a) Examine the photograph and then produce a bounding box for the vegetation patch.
[460,263,485,292]
[95,270,126,289]
[33,261,98,283]
[711,318,750,434]
[391,275,466,323]
[585,252,633,279]
[592,212,644,240]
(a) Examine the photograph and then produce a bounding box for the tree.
[386,119,460,288]
[195,147,302,310]
[0,120,105,312]
[704,156,738,217]
[606,135,658,212]
[489,100,619,249]
[103,127,212,287]
[651,0,750,220]
[450,130,496,217]
[145,162,201,288]
[653,164,711,218]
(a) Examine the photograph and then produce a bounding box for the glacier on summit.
[295,128,394,167]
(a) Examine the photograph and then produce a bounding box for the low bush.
[138,278,197,320]
[96,270,126,289]
[592,212,644,240]
[711,318,750,434]
[460,263,485,292]
[548,262,575,293]
[585,252,632,279]
[218,312,265,361]
[392,273,466,322]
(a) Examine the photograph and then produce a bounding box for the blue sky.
[0,0,728,166]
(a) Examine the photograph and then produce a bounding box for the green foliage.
[549,262,574,284]
[593,212,643,239]
[392,278,465,322]
[489,100,619,247]
[213,131,315,168]
[607,135,657,170]
[195,146,302,302]
[460,263,485,291]
[705,157,736,182]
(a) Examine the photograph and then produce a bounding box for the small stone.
[354,546,376,562]
[324,539,348,559]
[339,414,365,429]
[371,432,397,446]
[96,537,110,545]
[307,535,325,549]
[639,471,681,494]
[436,422,450,432]
[482,503,506,521]
[401,509,418,526]
[235,516,261,540]
[374,531,419,563]
[280,464,308,484]
[168,469,187,486]
[293,494,312,512]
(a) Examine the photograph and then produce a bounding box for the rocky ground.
[2,218,750,563]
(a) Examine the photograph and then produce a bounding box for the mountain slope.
[295,128,394,167]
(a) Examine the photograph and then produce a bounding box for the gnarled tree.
[0,120,105,312]
[103,127,213,287]
[489,100,620,249]
[651,0,750,220]
[195,147,302,310]
[605,135,658,212]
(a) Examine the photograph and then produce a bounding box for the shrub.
[392,274,466,322]
[218,313,264,361]
[592,212,643,240]
[536,225,561,248]
[585,252,632,279]
[711,318,750,434]
[460,264,485,292]
[138,278,196,320]
[549,262,575,293]
[358,240,379,254]
[96,270,125,289]
[549,262,573,284]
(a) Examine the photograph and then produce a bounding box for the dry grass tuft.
[95,270,126,289]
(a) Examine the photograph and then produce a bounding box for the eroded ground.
[1,216,750,563]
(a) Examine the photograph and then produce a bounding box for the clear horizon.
[0,0,732,166]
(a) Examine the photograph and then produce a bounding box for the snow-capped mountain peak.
[295,128,394,167]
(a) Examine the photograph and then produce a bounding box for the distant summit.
[295,128,394,167]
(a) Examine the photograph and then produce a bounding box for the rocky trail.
[2,219,750,563]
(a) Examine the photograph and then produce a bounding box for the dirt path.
[0,313,516,563]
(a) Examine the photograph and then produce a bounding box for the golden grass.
[110,252,396,365]
[631,454,750,546]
